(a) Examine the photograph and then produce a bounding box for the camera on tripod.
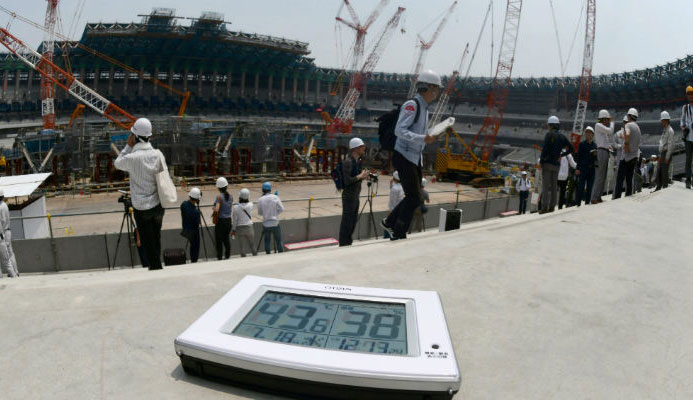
[366,172,378,185]
[117,189,132,210]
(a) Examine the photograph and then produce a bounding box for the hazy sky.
[0,0,688,78]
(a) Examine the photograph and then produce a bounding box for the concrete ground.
[2,185,691,399]
[44,178,501,237]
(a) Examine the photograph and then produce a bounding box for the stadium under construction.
[0,8,691,187]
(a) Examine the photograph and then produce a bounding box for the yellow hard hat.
[687,85,693,94]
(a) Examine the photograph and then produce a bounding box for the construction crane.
[408,0,457,98]
[0,5,191,117]
[335,0,389,80]
[569,0,596,151]
[327,6,406,134]
[0,28,136,130]
[436,0,523,186]
[40,0,58,130]
[430,42,469,127]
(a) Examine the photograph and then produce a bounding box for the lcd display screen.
[229,291,407,355]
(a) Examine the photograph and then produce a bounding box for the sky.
[0,0,689,79]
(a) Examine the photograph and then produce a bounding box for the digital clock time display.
[229,291,407,355]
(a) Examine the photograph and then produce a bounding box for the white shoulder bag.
[155,150,178,207]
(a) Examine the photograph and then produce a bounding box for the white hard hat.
[417,69,442,87]
[349,137,365,150]
[660,111,671,120]
[421,178,427,187]
[651,154,657,159]
[547,116,560,125]
[189,187,201,200]
[627,108,639,118]
[393,171,400,181]
[239,188,250,200]
[130,117,152,137]
[216,177,228,188]
[521,171,527,175]
[598,109,611,119]
[585,126,594,133]
[622,114,629,122]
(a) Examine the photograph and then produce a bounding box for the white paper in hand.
[428,117,455,137]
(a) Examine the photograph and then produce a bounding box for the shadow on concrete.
[169,364,285,399]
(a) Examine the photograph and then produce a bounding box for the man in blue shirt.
[180,187,201,263]
[381,70,441,240]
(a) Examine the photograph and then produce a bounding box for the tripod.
[111,204,136,269]
[357,178,379,240]
[197,204,216,260]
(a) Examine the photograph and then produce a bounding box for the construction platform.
[1,185,691,399]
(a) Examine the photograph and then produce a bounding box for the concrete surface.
[2,185,692,399]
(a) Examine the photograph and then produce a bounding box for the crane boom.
[464,0,523,162]
[336,0,389,73]
[408,1,457,98]
[40,0,58,130]
[0,28,136,129]
[570,0,596,151]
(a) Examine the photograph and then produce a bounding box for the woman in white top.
[232,188,257,257]
[557,147,577,209]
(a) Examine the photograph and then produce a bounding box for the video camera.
[117,189,132,209]
[367,172,379,182]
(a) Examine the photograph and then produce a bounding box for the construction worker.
[539,116,571,213]
[232,188,257,257]
[381,69,441,239]
[575,126,597,207]
[613,108,642,199]
[680,86,693,188]
[515,171,531,214]
[0,189,18,278]
[590,110,614,204]
[180,187,201,263]
[213,177,233,260]
[339,138,368,246]
[114,117,165,270]
[557,146,577,209]
[656,111,675,191]
[257,182,285,254]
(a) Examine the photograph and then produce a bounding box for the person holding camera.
[339,138,369,246]
[180,187,201,263]
[680,86,693,189]
[380,70,441,240]
[114,118,165,270]
[213,177,233,260]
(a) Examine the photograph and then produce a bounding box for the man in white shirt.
[680,85,693,188]
[557,148,577,209]
[590,110,614,204]
[257,181,285,254]
[515,171,531,214]
[114,118,165,270]
[656,111,675,191]
[0,189,18,278]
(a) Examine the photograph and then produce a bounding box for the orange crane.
[40,0,59,130]
[569,0,596,151]
[0,5,191,117]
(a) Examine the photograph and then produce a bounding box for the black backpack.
[330,157,358,191]
[376,98,420,151]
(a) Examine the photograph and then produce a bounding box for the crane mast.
[570,0,596,151]
[40,0,58,130]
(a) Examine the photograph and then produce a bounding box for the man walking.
[515,171,531,214]
[180,187,201,263]
[381,70,441,239]
[114,118,165,270]
[338,138,368,246]
[590,110,614,203]
[0,189,18,278]
[613,108,641,199]
[257,181,285,254]
[539,116,571,214]
[680,86,693,188]
[656,111,675,191]
[575,126,597,206]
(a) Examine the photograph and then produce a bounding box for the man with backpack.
[338,138,369,246]
[380,70,441,240]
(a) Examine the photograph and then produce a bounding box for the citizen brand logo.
[324,285,352,292]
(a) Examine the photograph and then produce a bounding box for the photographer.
[180,188,201,263]
[114,118,165,270]
[338,138,369,246]
[680,86,693,189]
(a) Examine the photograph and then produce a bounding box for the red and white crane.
[0,28,136,130]
[328,6,405,134]
[335,0,389,77]
[408,0,457,98]
[40,0,59,130]
[463,0,523,162]
[570,0,596,151]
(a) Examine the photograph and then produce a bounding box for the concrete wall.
[13,195,519,274]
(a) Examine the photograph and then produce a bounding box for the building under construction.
[0,8,691,185]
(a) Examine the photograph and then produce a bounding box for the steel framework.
[40,0,58,130]
[570,0,596,150]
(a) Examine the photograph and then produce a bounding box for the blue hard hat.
[262,182,272,192]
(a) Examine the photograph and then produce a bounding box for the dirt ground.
[44,177,500,237]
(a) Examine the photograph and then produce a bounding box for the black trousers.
[185,229,200,263]
[518,190,529,214]
[339,194,359,246]
[575,168,595,207]
[613,158,637,199]
[385,152,423,239]
[215,218,232,260]
[656,151,670,190]
[558,179,568,209]
[133,204,165,269]
[686,141,693,186]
